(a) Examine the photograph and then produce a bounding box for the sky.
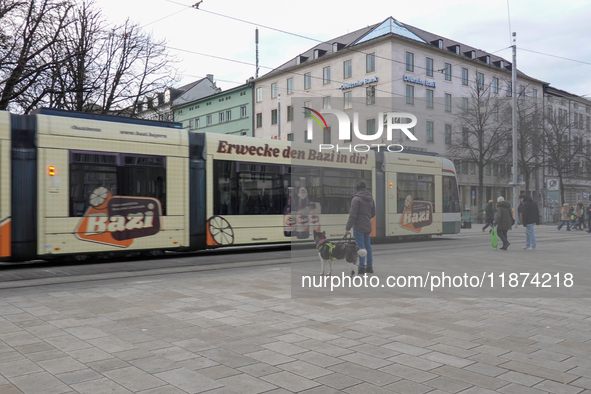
[94,0,591,97]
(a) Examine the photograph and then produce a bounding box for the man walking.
[345,182,376,275]
[494,196,512,250]
[558,203,571,231]
[521,195,540,251]
[482,200,495,233]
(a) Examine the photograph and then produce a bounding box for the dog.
[314,230,361,276]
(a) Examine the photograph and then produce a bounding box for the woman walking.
[495,196,512,250]
[558,203,571,231]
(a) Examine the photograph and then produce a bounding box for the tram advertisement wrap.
[75,187,162,247]
[400,196,433,233]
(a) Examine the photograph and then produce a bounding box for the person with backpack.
[482,200,495,233]
[574,200,585,231]
[494,196,512,250]
[521,195,540,250]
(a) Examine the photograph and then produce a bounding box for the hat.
[519,194,526,199]
[355,181,366,191]
[564,203,569,206]
[488,200,493,203]
[497,196,505,202]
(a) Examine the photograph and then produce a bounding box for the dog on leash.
[314,230,362,276]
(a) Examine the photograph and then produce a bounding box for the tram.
[0,109,460,262]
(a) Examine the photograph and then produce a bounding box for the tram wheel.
[207,216,235,246]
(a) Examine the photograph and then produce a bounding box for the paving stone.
[196,365,241,380]
[245,349,296,366]
[314,372,363,390]
[155,367,223,393]
[498,382,550,394]
[277,360,332,379]
[261,371,320,392]
[103,366,167,392]
[218,373,278,394]
[0,359,44,377]
[0,384,24,394]
[498,370,546,386]
[55,368,103,385]
[329,362,399,386]
[379,363,437,383]
[70,377,132,394]
[430,365,508,390]
[237,362,282,378]
[9,371,71,394]
[383,378,434,394]
[425,376,473,393]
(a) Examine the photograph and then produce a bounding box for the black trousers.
[483,218,493,230]
[497,229,509,247]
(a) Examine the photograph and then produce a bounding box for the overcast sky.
[95,0,591,97]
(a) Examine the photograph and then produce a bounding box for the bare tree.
[0,0,73,112]
[448,74,512,222]
[542,108,586,204]
[515,93,544,194]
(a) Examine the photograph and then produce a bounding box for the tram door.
[0,112,10,258]
[385,171,397,236]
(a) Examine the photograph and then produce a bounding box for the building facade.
[173,82,254,137]
[542,86,591,220]
[253,17,546,220]
[137,75,219,122]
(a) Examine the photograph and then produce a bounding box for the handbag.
[491,227,498,248]
[338,234,359,263]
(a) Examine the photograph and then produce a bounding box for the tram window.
[397,173,435,213]
[69,151,166,217]
[442,176,461,213]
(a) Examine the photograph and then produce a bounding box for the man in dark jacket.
[495,197,512,250]
[345,182,376,275]
[521,195,539,250]
[482,200,495,233]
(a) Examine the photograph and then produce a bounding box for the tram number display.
[75,187,162,247]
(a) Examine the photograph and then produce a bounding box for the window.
[587,116,590,131]
[426,89,434,109]
[462,68,468,85]
[323,67,331,84]
[366,118,376,135]
[323,127,331,144]
[406,85,414,105]
[226,110,231,121]
[366,85,375,105]
[219,112,225,123]
[470,162,476,174]
[462,127,469,145]
[500,164,505,177]
[406,127,415,140]
[189,119,194,129]
[366,53,375,72]
[271,83,278,98]
[240,106,247,118]
[271,109,278,125]
[323,96,331,109]
[486,164,491,176]
[442,176,460,213]
[493,107,499,121]
[426,58,433,77]
[304,100,311,117]
[426,121,434,142]
[343,60,352,79]
[462,97,468,112]
[344,91,352,109]
[70,151,166,217]
[305,129,312,143]
[195,118,201,128]
[207,114,212,125]
[462,162,468,174]
[256,87,262,102]
[405,52,414,72]
[256,113,262,128]
[396,173,435,213]
[287,78,294,94]
[304,73,311,89]
[507,81,512,97]
[532,89,537,100]
[493,163,498,176]
[444,63,451,81]
[287,105,293,122]
[445,124,451,144]
[519,85,525,98]
[287,133,294,142]
[493,77,499,94]
[445,93,452,112]
[477,73,484,89]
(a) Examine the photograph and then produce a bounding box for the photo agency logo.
[303,108,418,153]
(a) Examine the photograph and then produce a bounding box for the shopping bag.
[491,227,498,248]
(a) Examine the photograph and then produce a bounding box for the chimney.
[206,74,214,82]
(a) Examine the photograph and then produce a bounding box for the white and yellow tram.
[0,109,460,262]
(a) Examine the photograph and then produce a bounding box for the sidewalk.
[1,227,591,393]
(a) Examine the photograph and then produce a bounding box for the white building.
[253,17,546,220]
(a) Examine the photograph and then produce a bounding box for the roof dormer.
[295,55,308,65]
[464,50,476,59]
[313,49,327,59]
[448,45,460,55]
[431,39,443,49]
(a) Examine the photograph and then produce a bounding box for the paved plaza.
[0,226,590,393]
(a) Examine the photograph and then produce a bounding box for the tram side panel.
[35,114,189,258]
[0,112,11,258]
